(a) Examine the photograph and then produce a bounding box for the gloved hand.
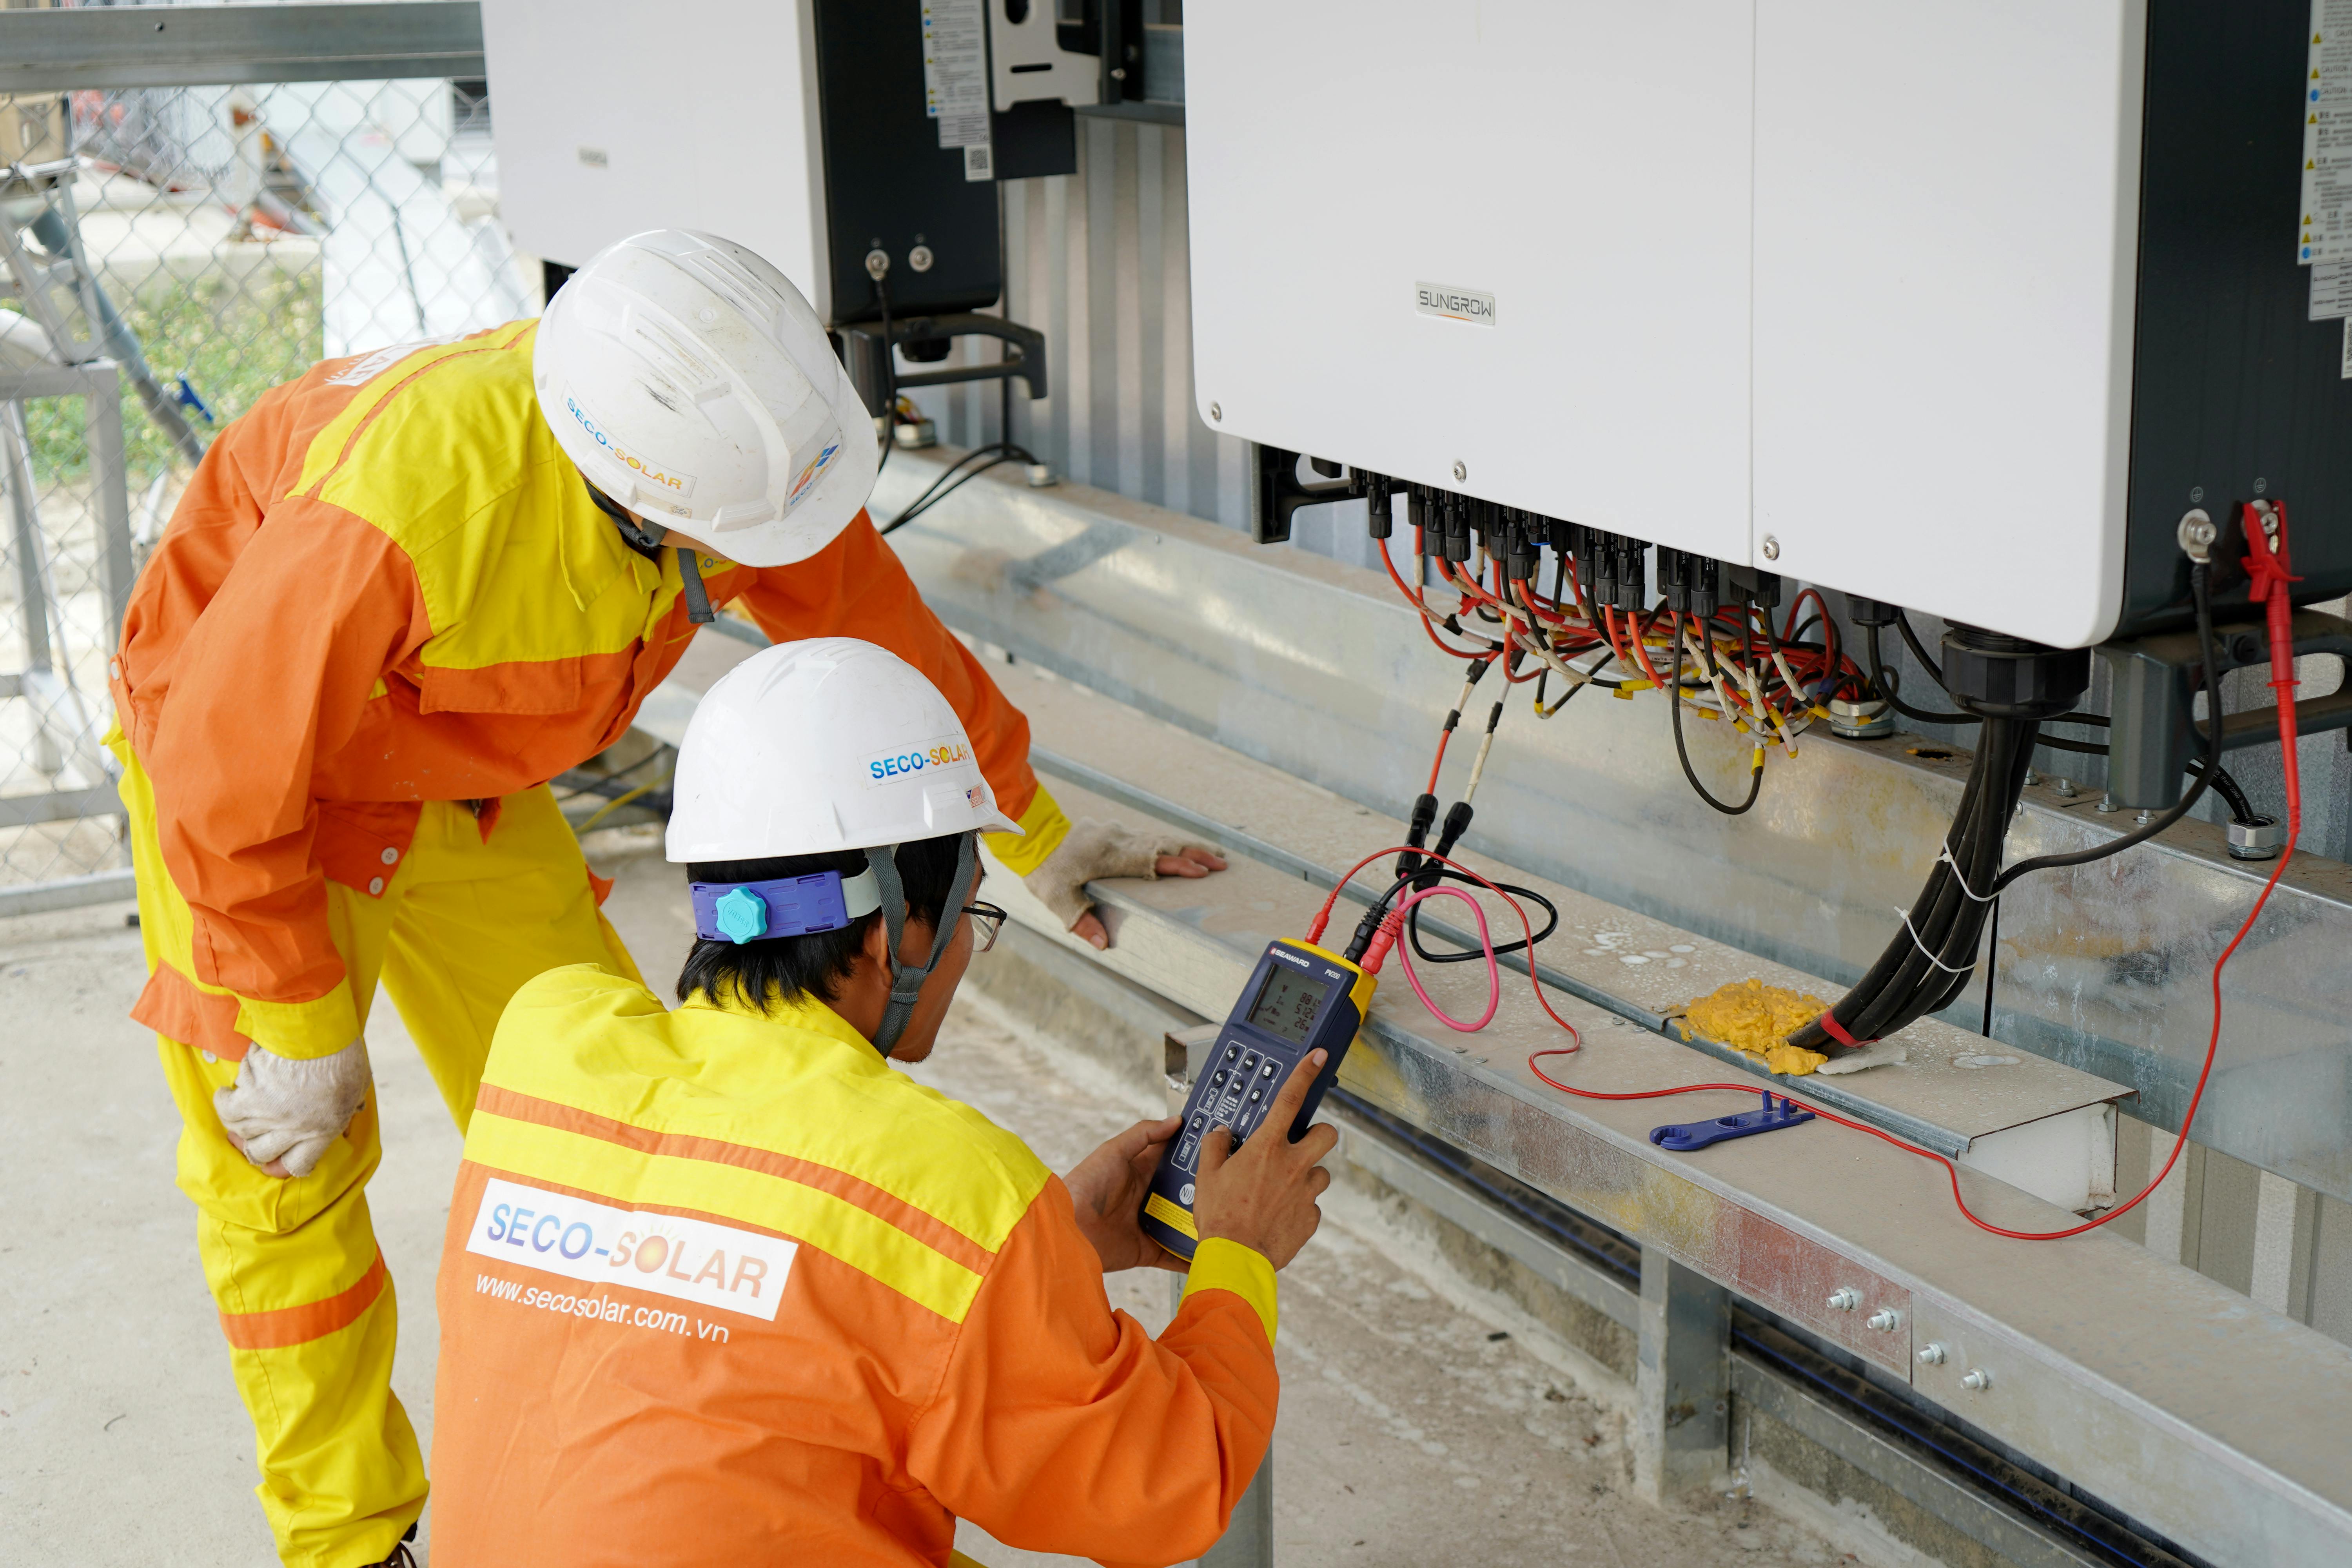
[1023,817,1228,949]
[213,1037,372,1179]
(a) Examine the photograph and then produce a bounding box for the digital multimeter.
[1140,938,1377,1261]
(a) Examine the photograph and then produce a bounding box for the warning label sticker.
[922,0,995,183]
[2300,0,2352,263]
[2312,260,2352,318]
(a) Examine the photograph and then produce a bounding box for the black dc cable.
[1791,562,2227,1052]
[1671,617,1764,815]
[872,271,896,484]
[1988,563,2224,894]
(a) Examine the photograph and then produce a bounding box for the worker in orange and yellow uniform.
[107,229,1224,1568]
[430,637,1331,1564]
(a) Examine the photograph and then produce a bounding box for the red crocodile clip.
[2241,500,2304,751]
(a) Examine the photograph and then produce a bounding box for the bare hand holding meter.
[1141,938,1373,1260]
[1190,1047,1337,1267]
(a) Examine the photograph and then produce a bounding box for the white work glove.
[1022,817,1228,948]
[213,1037,372,1179]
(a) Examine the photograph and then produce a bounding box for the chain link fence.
[2,64,534,906]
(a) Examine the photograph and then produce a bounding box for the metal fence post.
[3,399,52,682]
[1633,1247,1730,1501]
[1165,1025,1277,1567]
[82,360,133,648]
[1200,1458,1274,1567]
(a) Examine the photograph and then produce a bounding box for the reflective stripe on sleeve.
[1180,1237,1279,1347]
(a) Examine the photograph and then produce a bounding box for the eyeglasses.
[962,901,1007,954]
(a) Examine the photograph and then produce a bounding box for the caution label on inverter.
[920,0,993,182]
[2301,0,2352,264]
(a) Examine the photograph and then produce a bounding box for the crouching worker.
[429,637,1330,1565]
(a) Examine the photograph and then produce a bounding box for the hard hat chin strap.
[583,476,714,624]
[864,835,978,1057]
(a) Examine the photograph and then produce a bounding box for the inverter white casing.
[1184,1,2147,649]
[479,0,836,318]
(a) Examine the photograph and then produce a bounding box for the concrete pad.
[1,837,1868,1566]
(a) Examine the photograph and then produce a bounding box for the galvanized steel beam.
[0,3,486,93]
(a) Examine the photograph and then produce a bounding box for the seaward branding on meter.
[1139,938,1377,1260]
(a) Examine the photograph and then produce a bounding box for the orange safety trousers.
[119,735,640,1568]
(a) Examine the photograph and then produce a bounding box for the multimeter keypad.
[1174,1037,1305,1171]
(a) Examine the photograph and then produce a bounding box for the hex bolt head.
[2227,815,2285,862]
[1452,459,1468,482]
[1960,1367,1992,1391]
[1867,1308,1901,1332]
[1826,1287,1860,1312]
[1761,534,1780,561]
[1917,1342,1947,1365]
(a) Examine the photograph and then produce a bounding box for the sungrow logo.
[464,1176,793,1321]
[1413,281,1497,327]
[564,395,699,495]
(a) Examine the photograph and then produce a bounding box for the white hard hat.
[534,229,879,568]
[666,637,1021,864]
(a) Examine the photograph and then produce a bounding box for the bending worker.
[107,228,1222,1568]
[432,637,1330,1564]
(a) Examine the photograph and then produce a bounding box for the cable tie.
[1895,906,1977,974]
[1815,1010,1877,1048]
[1937,844,1996,903]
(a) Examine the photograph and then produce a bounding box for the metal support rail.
[0,3,487,93]
[1034,744,1984,1159]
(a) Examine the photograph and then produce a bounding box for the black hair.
[675,832,971,1014]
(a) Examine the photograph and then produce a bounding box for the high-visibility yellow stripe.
[486,976,1051,1254]
[465,1108,986,1323]
[983,783,1071,877]
[1182,1237,1278,1346]
[288,320,684,673]
[292,327,534,499]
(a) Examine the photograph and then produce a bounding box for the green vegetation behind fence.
[25,268,325,483]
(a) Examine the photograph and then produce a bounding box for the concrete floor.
[1,832,1889,1567]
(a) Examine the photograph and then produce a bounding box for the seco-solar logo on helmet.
[865,735,973,784]
[566,394,698,495]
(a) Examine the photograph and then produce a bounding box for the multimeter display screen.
[1245,965,1330,1045]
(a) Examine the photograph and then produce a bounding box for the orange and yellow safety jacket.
[431,967,1279,1565]
[110,321,1069,1065]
